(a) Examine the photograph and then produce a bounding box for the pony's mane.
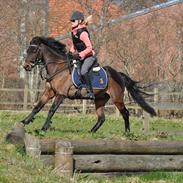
[30,36,67,56]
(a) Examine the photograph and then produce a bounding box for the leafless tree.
[0,0,48,104]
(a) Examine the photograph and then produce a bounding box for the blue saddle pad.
[72,67,108,89]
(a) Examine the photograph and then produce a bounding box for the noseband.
[28,44,42,66]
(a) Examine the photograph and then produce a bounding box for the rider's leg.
[81,56,96,99]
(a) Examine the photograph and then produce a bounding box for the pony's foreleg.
[41,95,65,131]
[91,94,110,133]
[21,101,46,125]
[21,86,55,125]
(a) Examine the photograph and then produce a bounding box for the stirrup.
[86,92,95,100]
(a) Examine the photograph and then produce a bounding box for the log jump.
[24,134,183,177]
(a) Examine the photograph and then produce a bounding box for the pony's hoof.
[90,129,96,133]
[123,129,131,136]
[20,120,27,125]
[41,121,52,132]
[34,129,46,136]
[41,126,49,132]
[21,117,34,125]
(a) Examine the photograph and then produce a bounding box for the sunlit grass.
[1,111,183,183]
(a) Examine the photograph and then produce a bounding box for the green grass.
[1,111,183,183]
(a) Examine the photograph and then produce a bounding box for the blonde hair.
[83,15,93,25]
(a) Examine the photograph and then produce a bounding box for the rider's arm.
[79,31,93,60]
[70,43,76,53]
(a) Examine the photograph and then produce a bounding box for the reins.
[39,55,73,81]
[45,64,69,81]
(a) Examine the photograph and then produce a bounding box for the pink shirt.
[70,24,95,60]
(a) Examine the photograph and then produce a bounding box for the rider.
[69,10,96,99]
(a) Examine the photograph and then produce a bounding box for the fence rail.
[1,87,183,114]
[3,87,183,135]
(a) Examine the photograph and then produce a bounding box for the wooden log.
[6,123,26,145]
[81,172,149,177]
[40,139,183,155]
[24,133,41,158]
[39,154,183,172]
[40,139,56,154]
[74,154,183,172]
[53,141,73,178]
[40,155,54,167]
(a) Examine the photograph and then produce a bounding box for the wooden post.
[154,87,158,114]
[54,141,73,178]
[154,87,158,103]
[143,111,150,134]
[23,81,28,110]
[82,100,87,114]
[24,133,41,159]
[115,107,120,118]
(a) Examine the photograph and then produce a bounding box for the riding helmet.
[70,11,84,21]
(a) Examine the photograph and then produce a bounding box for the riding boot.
[83,73,95,100]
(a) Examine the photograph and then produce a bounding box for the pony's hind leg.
[114,102,130,132]
[90,94,110,133]
[41,95,65,131]
[108,77,130,133]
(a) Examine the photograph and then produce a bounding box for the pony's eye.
[33,47,38,53]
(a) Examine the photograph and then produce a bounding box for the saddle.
[71,61,108,90]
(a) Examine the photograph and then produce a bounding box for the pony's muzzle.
[23,62,34,71]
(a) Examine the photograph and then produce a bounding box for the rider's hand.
[67,51,73,56]
[72,52,81,60]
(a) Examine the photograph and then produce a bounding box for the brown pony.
[22,36,156,133]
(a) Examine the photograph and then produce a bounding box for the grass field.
[1,110,183,183]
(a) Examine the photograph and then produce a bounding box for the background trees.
[0,0,183,106]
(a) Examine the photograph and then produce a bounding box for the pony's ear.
[30,36,42,45]
[84,15,93,25]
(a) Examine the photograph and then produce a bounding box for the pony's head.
[23,36,67,71]
[23,36,43,71]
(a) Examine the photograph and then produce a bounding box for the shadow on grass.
[29,127,87,137]
[49,127,86,133]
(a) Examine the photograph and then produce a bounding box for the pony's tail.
[105,66,156,116]
[118,72,156,116]
[83,15,93,25]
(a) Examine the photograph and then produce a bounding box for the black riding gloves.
[72,53,81,60]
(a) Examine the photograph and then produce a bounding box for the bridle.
[26,44,71,81]
[27,44,43,67]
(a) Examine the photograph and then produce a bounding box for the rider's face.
[71,20,79,28]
